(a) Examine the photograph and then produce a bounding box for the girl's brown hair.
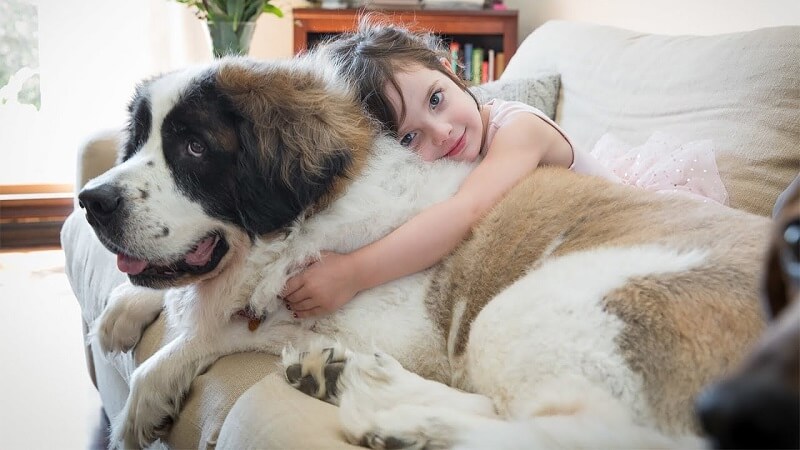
[318,15,479,137]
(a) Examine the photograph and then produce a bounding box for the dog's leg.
[109,335,212,449]
[110,327,264,449]
[355,377,701,450]
[282,343,498,448]
[93,282,164,354]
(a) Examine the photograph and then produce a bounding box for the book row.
[448,41,506,84]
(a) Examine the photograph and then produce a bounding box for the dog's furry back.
[427,169,770,433]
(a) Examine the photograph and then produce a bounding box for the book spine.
[449,41,460,77]
[463,42,473,82]
[494,51,505,80]
[487,49,495,82]
[471,47,483,85]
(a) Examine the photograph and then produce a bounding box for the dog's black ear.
[121,80,153,163]
[216,58,373,237]
[232,120,354,236]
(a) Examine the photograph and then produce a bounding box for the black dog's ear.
[216,58,374,236]
[233,120,354,236]
[120,79,154,163]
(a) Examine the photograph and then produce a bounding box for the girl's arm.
[282,113,573,317]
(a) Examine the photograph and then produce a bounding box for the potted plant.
[174,0,284,58]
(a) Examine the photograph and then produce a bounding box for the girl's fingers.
[283,285,308,304]
[294,306,322,319]
[281,276,303,299]
[289,297,316,312]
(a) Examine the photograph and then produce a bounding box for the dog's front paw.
[110,366,178,449]
[282,342,350,405]
[94,283,164,355]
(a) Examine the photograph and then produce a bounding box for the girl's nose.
[430,121,452,145]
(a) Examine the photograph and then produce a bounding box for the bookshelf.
[292,8,518,82]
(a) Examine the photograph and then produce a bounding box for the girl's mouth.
[445,133,466,158]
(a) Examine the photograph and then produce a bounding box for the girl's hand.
[281,251,361,318]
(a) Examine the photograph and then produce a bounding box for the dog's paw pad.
[283,345,349,404]
[323,360,345,398]
[361,431,419,450]
[285,363,321,398]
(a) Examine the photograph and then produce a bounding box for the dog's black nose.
[696,378,800,449]
[78,184,123,226]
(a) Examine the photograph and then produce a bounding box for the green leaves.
[262,3,283,18]
[173,0,284,24]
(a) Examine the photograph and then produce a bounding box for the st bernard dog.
[79,53,771,449]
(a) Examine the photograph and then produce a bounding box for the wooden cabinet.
[292,8,519,74]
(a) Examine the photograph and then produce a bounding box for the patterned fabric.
[470,74,560,120]
[591,132,729,205]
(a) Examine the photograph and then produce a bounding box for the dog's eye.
[779,219,800,291]
[784,219,800,261]
[187,139,205,158]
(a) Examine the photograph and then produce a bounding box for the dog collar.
[234,306,267,331]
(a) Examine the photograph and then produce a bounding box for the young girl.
[281,20,727,318]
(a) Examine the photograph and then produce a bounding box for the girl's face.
[385,64,486,163]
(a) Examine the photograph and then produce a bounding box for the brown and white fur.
[696,175,799,449]
[79,52,771,449]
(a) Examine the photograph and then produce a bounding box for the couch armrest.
[76,129,121,189]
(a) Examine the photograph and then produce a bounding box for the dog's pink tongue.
[117,254,148,275]
[185,236,217,266]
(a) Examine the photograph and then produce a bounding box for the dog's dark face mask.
[696,176,800,450]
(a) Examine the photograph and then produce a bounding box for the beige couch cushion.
[218,373,361,449]
[501,21,800,216]
[75,129,123,190]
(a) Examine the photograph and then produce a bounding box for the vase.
[206,21,257,58]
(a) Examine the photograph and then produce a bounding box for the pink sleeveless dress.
[482,99,728,205]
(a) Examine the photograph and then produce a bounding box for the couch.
[61,20,800,449]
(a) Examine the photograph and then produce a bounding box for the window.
[1,0,44,185]
[0,0,217,189]
[0,0,213,247]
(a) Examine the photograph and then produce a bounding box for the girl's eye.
[429,90,443,108]
[187,139,205,157]
[399,132,417,147]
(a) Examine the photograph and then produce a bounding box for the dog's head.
[78,56,373,289]
[696,175,800,449]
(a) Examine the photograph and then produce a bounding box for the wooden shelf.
[0,193,74,248]
[292,8,519,61]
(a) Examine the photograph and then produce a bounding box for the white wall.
[250,0,309,59]
[504,0,800,43]
[249,0,800,60]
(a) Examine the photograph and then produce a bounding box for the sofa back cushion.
[502,20,800,216]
